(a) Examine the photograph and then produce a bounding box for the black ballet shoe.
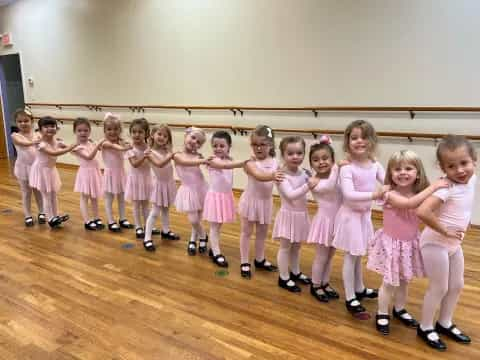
[310,285,329,303]
[48,216,62,228]
[161,230,180,240]
[278,277,301,293]
[211,253,229,268]
[151,228,161,235]
[187,241,197,256]
[38,213,46,224]
[375,314,390,335]
[94,218,105,230]
[108,222,121,232]
[417,326,447,351]
[198,235,208,253]
[355,287,378,300]
[240,263,252,279]
[119,219,134,229]
[59,214,69,223]
[290,272,312,285]
[84,220,97,231]
[135,227,145,239]
[392,308,419,328]
[143,240,156,252]
[321,283,339,299]
[254,258,278,272]
[435,322,471,344]
[345,298,366,314]
[25,216,34,227]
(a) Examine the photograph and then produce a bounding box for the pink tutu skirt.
[175,183,208,213]
[150,180,177,207]
[125,173,152,201]
[74,167,103,198]
[272,208,310,243]
[29,164,61,193]
[203,191,236,223]
[332,205,373,256]
[103,167,125,194]
[14,161,31,182]
[307,213,335,246]
[367,229,425,286]
[238,192,273,224]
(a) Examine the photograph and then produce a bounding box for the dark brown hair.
[343,120,378,155]
[279,136,306,157]
[73,117,91,132]
[436,134,477,165]
[129,118,150,141]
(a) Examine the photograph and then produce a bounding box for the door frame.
[0,51,26,158]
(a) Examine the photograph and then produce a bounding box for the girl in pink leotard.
[239,125,283,279]
[367,150,448,336]
[173,127,209,256]
[11,108,44,226]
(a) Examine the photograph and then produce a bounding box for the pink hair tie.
[319,134,332,145]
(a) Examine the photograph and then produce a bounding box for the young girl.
[239,125,283,278]
[143,124,179,251]
[11,108,44,226]
[203,131,246,267]
[71,117,105,230]
[306,135,342,302]
[416,135,477,351]
[367,150,449,335]
[332,120,387,316]
[173,127,209,255]
[28,116,77,228]
[125,118,152,239]
[273,136,313,292]
[101,112,133,232]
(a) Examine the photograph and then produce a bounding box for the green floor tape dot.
[215,270,229,277]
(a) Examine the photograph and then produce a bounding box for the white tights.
[80,194,99,223]
[239,219,268,264]
[132,200,149,228]
[41,191,58,221]
[377,281,408,315]
[104,192,126,224]
[187,211,206,243]
[144,205,171,242]
[19,180,43,217]
[311,245,336,286]
[343,253,366,301]
[277,238,302,280]
[420,245,464,330]
[209,222,223,255]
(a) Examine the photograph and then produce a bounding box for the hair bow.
[318,134,332,145]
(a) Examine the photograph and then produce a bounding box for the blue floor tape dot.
[122,243,135,249]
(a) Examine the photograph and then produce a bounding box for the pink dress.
[125,146,152,201]
[420,174,477,254]
[102,146,126,194]
[150,150,177,207]
[272,169,311,243]
[174,164,208,213]
[367,192,425,286]
[203,166,236,223]
[332,161,385,256]
[13,137,36,181]
[238,158,278,224]
[72,143,103,198]
[28,141,62,193]
[306,165,342,246]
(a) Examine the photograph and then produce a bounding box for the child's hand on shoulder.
[143,148,152,157]
[432,178,450,190]
[308,176,320,190]
[273,170,285,183]
[372,185,390,200]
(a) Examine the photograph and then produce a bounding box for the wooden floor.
[0,159,479,359]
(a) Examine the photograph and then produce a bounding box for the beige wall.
[1,0,479,223]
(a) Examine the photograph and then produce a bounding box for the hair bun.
[319,134,332,145]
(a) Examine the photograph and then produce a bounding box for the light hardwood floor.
[0,159,478,359]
